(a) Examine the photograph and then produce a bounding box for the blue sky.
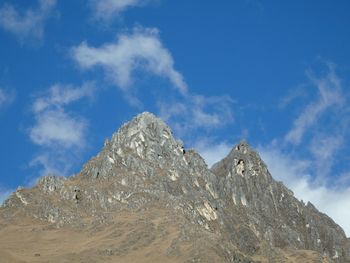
[1,0,350,235]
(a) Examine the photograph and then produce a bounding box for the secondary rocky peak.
[212,139,266,179]
[211,140,350,260]
[234,139,251,151]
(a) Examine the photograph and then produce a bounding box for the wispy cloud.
[29,83,94,176]
[30,83,94,148]
[89,0,150,21]
[72,27,187,106]
[0,186,13,205]
[32,83,94,113]
[308,133,344,179]
[30,109,87,148]
[0,88,15,107]
[193,138,232,168]
[72,26,234,134]
[257,64,350,236]
[278,85,307,109]
[285,66,345,145]
[0,0,57,42]
[158,94,234,134]
[283,64,349,182]
[29,153,72,181]
[259,144,350,236]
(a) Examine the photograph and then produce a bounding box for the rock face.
[1,112,349,262]
[212,141,350,261]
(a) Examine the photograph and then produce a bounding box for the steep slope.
[0,112,349,262]
[211,141,350,261]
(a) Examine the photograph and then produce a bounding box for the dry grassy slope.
[0,206,226,263]
[0,207,332,263]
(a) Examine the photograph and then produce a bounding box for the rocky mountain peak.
[111,112,176,144]
[112,112,170,141]
[78,112,188,180]
[1,112,349,262]
[105,111,185,162]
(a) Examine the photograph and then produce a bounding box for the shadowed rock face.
[1,112,349,262]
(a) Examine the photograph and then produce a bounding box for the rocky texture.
[0,112,349,262]
[212,141,350,261]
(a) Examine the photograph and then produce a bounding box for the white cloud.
[89,0,149,21]
[278,85,307,109]
[259,145,350,237]
[33,83,94,113]
[72,27,187,105]
[285,66,344,145]
[30,109,87,148]
[258,144,311,189]
[0,0,56,42]
[0,187,13,205]
[29,83,94,176]
[29,153,73,179]
[308,133,344,178]
[194,139,232,168]
[72,26,234,132]
[158,94,234,133]
[263,65,350,236]
[283,67,348,180]
[29,83,93,148]
[0,88,15,107]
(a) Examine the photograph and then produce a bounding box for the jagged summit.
[1,112,349,263]
[113,111,171,140]
[211,139,263,178]
[80,111,188,180]
[112,111,173,140]
[105,111,184,161]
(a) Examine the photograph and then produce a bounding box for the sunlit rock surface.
[1,112,349,262]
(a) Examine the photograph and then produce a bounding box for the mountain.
[0,112,349,262]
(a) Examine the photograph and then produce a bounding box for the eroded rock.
[1,112,349,262]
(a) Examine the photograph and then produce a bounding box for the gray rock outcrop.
[1,112,349,262]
